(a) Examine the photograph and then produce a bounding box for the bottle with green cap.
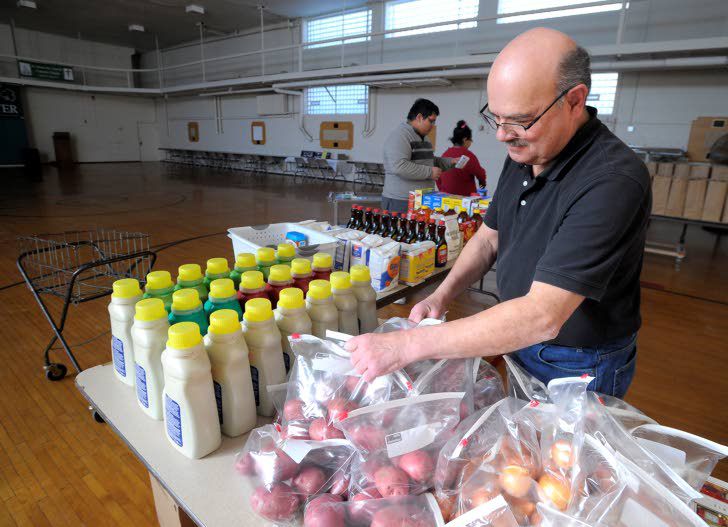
[174,263,208,302]
[229,253,257,291]
[242,298,286,417]
[274,288,312,374]
[204,278,243,321]
[237,270,269,312]
[143,270,175,312]
[291,258,314,295]
[312,252,333,281]
[256,247,276,281]
[131,298,169,420]
[203,310,257,437]
[203,257,231,291]
[305,279,339,339]
[162,322,221,459]
[275,243,296,265]
[108,278,143,386]
[330,271,359,336]
[265,264,294,309]
[168,289,209,335]
[350,265,378,333]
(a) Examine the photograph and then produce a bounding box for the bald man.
[345,28,651,398]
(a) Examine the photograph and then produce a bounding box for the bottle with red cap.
[368,208,381,234]
[416,214,427,242]
[426,218,437,242]
[362,207,373,232]
[354,205,364,230]
[435,221,448,268]
[389,212,401,240]
[346,205,359,228]
[407,214,418,244]
[472,208,484,231]
[379,210,392,237]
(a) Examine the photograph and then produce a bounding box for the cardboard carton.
[682,164,711,219]
[687,116,728,162]
[651,175,672,216]
[702,180,728,223]
[665,164,690,217]
[399,241,435,285]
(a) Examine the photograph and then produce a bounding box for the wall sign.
[320,121,353,150]
[188,122,199,142]
[0,84,24,119]
[251,121,266,145]
[18,60,74,82]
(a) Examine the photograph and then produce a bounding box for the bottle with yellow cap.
[161,322,221,459]
[305,279,339,338]
[203,310,257,437]
[349,265,378,333]
[237,270,269,313]
[174,263,208,302]
[204,278,243,321]
[229,253,257,291]
[168,289,209,335]
[330,271,359,336]
[311,252,333,281]
[143,270,175,312]
[108,278,143,386]
[265,264,294,309]
[291,258,314,295]
[256,247,276,281]
[242,298,286,416]
[274,288,312,374]
[203,257,231,291]
[275,243,296,266]
[131,298,169,420]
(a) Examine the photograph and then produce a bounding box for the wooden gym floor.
[0,162,725,526]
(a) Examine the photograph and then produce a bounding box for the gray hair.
[557,45,592,96]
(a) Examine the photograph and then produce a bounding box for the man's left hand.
[345,331,413,382]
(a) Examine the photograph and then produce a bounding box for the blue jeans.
[512,333,638,398]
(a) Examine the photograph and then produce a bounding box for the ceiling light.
[17,0,37,8]
[128,24,145,32]
[186,4,205,15]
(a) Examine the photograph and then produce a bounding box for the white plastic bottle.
[274,287,313,374]
[131,298,169,420]
[350,264,378,334]
[242,298,287,417]
[305,279,339,339]
[161,322,221,459]
[204,309,257,437]
[330,271,359,336]
[108,278,143,386]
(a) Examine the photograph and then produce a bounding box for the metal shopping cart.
[17,229,156,381]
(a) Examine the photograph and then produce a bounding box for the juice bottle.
[349,265,378,334]
[229,253,257,291]
[274,287,312,374]
[265,264,294,308]
[132,298,169,420]
[174,263,208,302]
[204,278,243,321]
[305,279,339,338]
[204,309,257,437]
[435,221,448,268]
[312,252,333,281]
[275,243,296,266]
[108,278,143,386]
[362,207,373,232]
[143,270,175,312]
[203,258,231,290]
[168,289,209,335]
[162,322,221,459]
[291,258,314,295]
[330,272,359,336]
[238,270,269,312]
[242,298,287,417]
[256,247,276,280]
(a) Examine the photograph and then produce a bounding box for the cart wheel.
[93,411,105,424]
[45,363,67,381]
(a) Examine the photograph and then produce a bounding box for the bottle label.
[165,394,183,447]
[283,351,291,374]
[213,381,223,425]
[135,364,148,408]
[437,245,448,265]
[112,336,126,377]
[250,366,260,407]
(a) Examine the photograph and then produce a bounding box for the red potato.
[258,447,299,482]
[327,398,358,422]
[349,489,384,525]
[235,453,256,476]
[293,466,327,497]
[309,418,346,441]
[360,457,388,485]
[249,483,300,521]
[374,465,411,498]
[304,494,344,527]
[280,424,310,440]
[345,375,364,394]
[284,399,306,422]
[370,505,430,527]
[329,471,350,496]
[348,424,386,451]
[396,450,434,484]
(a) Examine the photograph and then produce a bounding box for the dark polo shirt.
[484,107,651,347]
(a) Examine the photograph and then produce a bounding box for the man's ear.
[566,85,589,112]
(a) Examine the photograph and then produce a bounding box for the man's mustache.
[507,139,529,147]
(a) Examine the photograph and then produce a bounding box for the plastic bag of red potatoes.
[335,392,465,499]
[303,493,445,527]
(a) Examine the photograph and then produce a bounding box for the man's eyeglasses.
[479,86,575,134]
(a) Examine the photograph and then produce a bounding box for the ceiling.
[1,0,369,52]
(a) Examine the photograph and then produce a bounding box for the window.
[385,0,479,38]
[306,85,369,115]
[588,73,619,115]
[497,0,622,24]
[305,9,372,48]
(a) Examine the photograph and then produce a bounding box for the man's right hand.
[409,295,446,323]
[431,167,442,181]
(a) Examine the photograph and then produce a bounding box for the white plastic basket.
[228,223,341,261]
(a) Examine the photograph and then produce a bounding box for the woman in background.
[438,120,486,196]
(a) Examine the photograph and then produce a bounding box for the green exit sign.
[18,60,74,82]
